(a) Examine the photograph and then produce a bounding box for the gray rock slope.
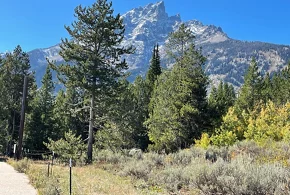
[26,1,290,87]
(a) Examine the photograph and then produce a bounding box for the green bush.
[44,131,86,164]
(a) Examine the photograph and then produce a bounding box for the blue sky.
[0,0,289,52]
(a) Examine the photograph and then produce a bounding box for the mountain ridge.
[2,1,290,88]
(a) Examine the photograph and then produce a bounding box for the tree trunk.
[17,75,28,160]
[87,93,95,163]
[7,111,16,157]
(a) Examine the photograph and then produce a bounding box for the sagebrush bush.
[144,152,165,167]
[166,149,193,166]
[190,155,290,195]
[119,159,154,180]
[93,149,128,164]
[149,166,191,192]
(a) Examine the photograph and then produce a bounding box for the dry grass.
[9,160,142,195]
[9,141,290,195]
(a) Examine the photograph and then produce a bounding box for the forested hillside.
[0,0,289,160]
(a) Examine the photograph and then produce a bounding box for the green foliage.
[51,0,134,162]
[0,45,36,155]
[54,0,134,93]
[95,121,135,151]
[146,24,208,152]
[146,44,162,92]
[208,81,236,128]
[264,63,290,105]
[165,23,195,61]
[25,65,56,151]
[235,57,262,114]
[44,131,86,163]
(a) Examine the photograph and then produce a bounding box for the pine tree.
[146,44,162,90]
[25,65,55,151]
[165,23,195,62]
[146,25,208,152]
[260,73,272,103]
[208,81,236,129]
[271,63,290,105]
[0,45,35,155]
[51,0,134,162]
[235,57,262,113]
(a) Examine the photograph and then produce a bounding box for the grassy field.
[8,140,290,195]
[8,159,146,195]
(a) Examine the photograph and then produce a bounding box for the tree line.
[0,0,289,162]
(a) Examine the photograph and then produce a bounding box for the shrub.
[44,131,86,164]
[150,167,191,192]
[119,159,153,180]
[128,148,143,160]
[190,155,290,194]
[166,149,193,166]
[144,152,165,167]
[42,177,62,195]
[93,149,128,164]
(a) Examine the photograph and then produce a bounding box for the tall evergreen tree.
[51,0,134,162]
[25,65,55,151]
[235,57,262,113]
[146,24,208,152]
[0,45,35,155]
[208,81,236,129]
[146,44,162,90]
[260,73,272,103]
[271,63,290,105]
[165,23,195,62]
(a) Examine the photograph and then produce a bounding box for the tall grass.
[9,141,290,194]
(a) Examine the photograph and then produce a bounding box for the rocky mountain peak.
[15,1,290,89]
[122,1,168,25]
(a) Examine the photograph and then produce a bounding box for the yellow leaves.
[210,101,290,147]
[244,101,290,143]
[211,130,237,147]
[195,133,211,149]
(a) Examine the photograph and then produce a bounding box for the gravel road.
[0,162,37,195]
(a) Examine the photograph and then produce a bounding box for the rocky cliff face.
[25,1,290,87]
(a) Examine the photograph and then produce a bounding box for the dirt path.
[0,161,37,195]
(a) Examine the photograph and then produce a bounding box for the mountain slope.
[25,1,290,88]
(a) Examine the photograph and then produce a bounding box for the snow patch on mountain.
[21,0,290,88]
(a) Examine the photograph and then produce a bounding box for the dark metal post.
[47,163,50,177]
[51,151,54,175]
[69,158,72,195]
[17,76,28,160]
